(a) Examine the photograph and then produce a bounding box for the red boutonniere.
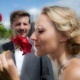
[11,36,32,55]
[0,14,2,22]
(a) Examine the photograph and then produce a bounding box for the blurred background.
[0,1,80,80]
[0,0,80,44]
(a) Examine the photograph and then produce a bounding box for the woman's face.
[31,14,62,56]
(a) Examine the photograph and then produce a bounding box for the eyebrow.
[35,24,43,29]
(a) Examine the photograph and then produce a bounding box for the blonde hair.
[41,6,80,55]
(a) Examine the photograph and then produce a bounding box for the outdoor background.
[0,0,80,43]
[0,1,80,79]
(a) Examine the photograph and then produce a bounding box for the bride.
[0,6,80,80]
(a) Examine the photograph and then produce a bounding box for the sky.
[0,0,80,28]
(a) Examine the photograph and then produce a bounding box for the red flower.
[11,36,32,55]
[0,14,2,22]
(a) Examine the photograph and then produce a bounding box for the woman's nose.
[30,32,37,41]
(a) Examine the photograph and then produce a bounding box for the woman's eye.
[38,30,44,33]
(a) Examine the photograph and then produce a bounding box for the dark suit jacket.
[0,41,54,80]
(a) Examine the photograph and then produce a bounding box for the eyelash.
[15,23,28,26]
[38,30,44,33]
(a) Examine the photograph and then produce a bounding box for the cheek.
[41,33,60,54]
[25,25,30,29]
[35,37,49,56]
[14,27,19,30]
[36,31,61,56]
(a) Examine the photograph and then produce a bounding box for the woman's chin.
[34,47,48,56]
[35,51,47,57]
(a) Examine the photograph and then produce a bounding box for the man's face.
[11,16,31,37]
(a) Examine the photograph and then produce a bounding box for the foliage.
[0,22,35,38]
[0,23,13,39]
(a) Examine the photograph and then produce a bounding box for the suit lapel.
[2,41,14,52]
[2,41,16,64]
[20,44,35,75]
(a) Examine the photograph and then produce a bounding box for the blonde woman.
[0,6,80,80]
[31,6,80,80]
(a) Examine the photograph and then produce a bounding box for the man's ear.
[60,34,68,42]
[29,24,31,29]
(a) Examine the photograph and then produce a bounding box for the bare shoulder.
[65,58,80,80]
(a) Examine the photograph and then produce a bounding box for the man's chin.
[17,34,27,37]
[21,35,26,37]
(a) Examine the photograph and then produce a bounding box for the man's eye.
[23,23,28,25]
[16,23,21,26]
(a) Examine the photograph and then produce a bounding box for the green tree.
[0,23,7,38]
[7,28,13,38]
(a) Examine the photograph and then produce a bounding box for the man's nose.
[20,23,25,29]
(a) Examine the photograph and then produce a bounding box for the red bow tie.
[11,36,32,55]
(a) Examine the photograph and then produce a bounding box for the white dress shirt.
[15,48,24,75]
[14,37,32,75]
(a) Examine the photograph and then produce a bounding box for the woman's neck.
[56,52,70,67]
[49,43,70,67]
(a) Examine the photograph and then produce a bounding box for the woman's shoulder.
[70,57,80,66]
[65,58,80,80]
[68,57,80,72]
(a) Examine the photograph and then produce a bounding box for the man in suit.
[0,10,54,80]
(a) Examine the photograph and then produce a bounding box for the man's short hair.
[10,10,30,24]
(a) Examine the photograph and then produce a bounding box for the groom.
[0,10,54,80]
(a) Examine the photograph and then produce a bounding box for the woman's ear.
[60,34,68,42]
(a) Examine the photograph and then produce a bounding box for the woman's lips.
[35,44,40,49]
[35,45,39,47]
